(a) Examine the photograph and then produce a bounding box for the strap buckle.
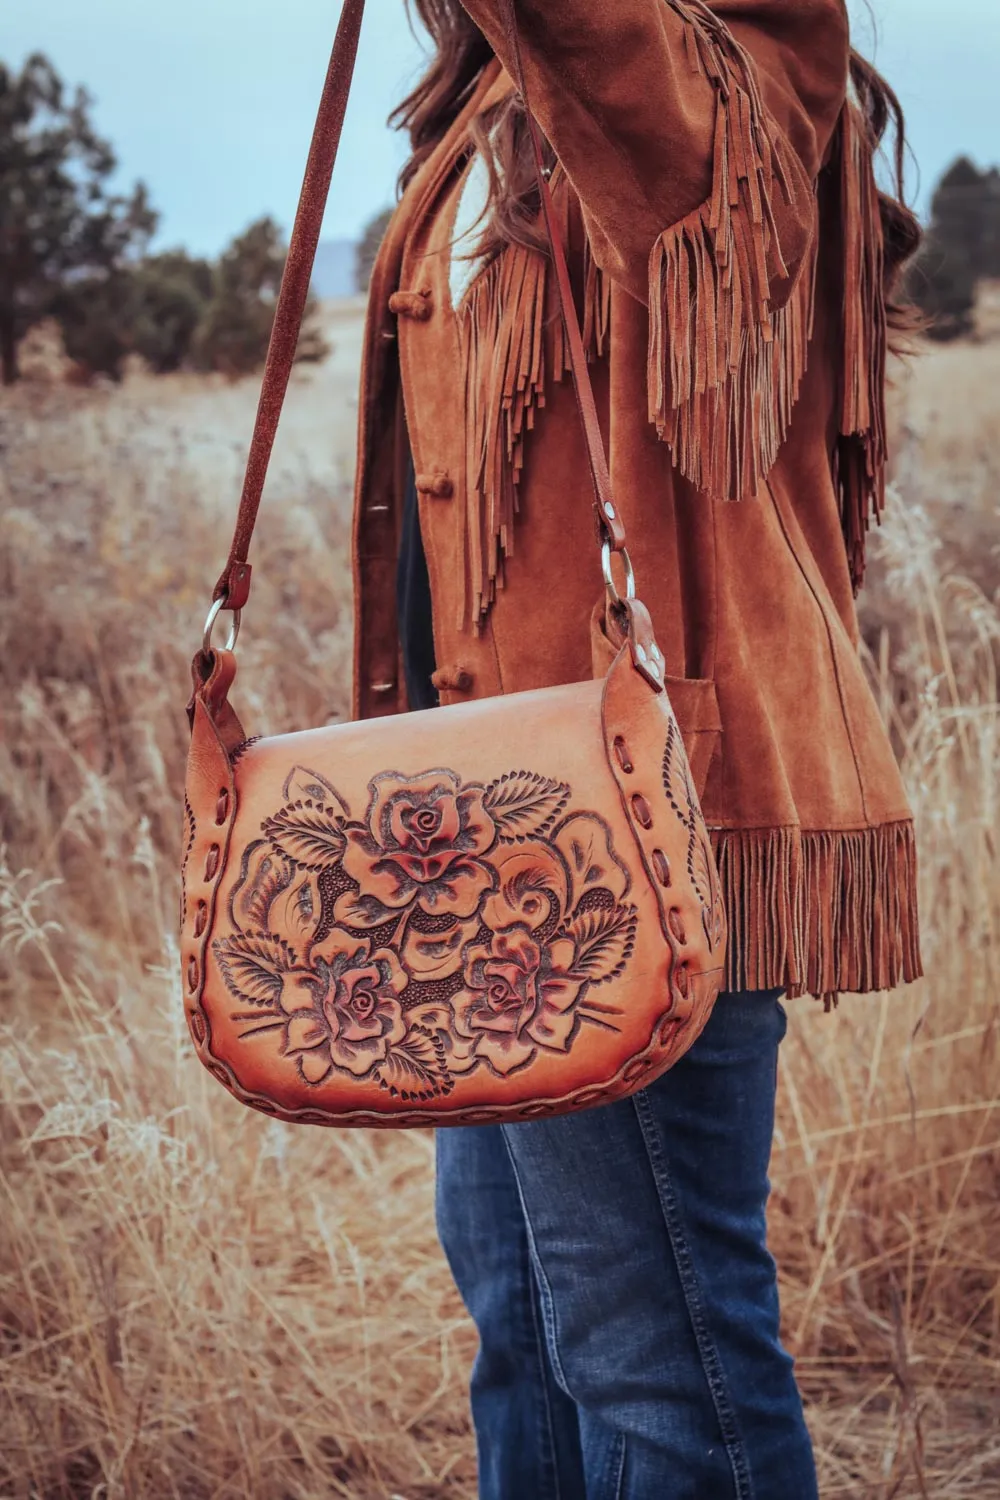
[202,596,242,657]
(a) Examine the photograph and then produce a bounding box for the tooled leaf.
[554,812,630,907]
[691,829,725,952]
[407,1002,478,1073]
[374,1027,452,1099]
[333,884,398,931]
[281,765,350,815]
[270,872,322,945]
[233,843,293,932]
[263,801,347,871]
[403,916,481,980]
[562,903,638,983]
[661,716,700,836]
[483,772,570,841]
[213,932,298,1007]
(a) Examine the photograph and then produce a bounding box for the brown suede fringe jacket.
[350,0,923,1004]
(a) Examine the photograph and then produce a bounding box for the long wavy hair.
[389,0,921,341]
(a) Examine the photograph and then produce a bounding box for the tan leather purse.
[180,0,727,1127]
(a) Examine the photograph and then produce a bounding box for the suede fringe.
[834,101,888,594]
[582,230,611,362]
[457,184,610,629]
[710,820,922,1004]
[647,0,816,502]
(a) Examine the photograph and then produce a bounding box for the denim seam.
[501,1128,573,1397]
[612,1432,627,1500]
[632,1089,756,1500]
[525,1231,567,1500]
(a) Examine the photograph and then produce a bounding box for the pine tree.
[0,53,155,382]
[193,217,327,375]
[912,157,1000,341]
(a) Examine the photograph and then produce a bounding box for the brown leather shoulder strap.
[213,0,625,619]
[213,0,365,610]
[498,4,626,555]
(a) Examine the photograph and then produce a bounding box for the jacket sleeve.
[457,0,851,500]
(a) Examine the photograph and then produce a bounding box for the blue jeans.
[435,990,816,1499]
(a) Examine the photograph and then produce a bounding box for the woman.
[351,1,923,1493]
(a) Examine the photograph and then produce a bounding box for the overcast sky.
[6,0,997,255]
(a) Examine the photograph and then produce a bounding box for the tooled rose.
[336,769,496,923]
[451,926,584,1077]
[279,929,406,1083]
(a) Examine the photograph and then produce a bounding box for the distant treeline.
[2,51,998,386]
[910,158,1000,340]
[0,54,326,383]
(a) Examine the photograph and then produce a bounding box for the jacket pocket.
[590,600,721,804]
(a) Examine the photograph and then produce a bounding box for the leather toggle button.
[415,470,453,499]
[431,664,473,693]
[388,289,432,321]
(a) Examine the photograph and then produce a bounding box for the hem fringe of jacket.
[711,819,922,1004]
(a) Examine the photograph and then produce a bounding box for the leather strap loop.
[213,0,628,616]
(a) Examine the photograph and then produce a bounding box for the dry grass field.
[1,305,998,1498]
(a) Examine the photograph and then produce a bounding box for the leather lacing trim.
[229,735,261,766]
[711,820,923,1007]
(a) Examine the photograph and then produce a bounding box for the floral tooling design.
[662,720,726,954]
[213,766,638,1098]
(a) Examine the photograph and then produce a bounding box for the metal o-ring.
[202,596,242,656]
[601,540,636,607]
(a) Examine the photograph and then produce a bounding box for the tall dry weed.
[0,340,998,1498]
